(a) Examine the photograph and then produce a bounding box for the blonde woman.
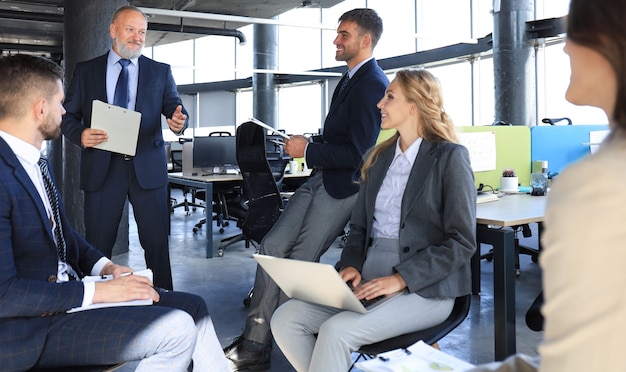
[270,69,477,372]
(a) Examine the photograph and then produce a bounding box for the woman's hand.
[339,266,362,288]
[353,273,407,301]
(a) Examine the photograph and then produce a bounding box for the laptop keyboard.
[346,280,386,308]
[360,294,385,308]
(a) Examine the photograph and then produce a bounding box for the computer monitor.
[192,136,238,170]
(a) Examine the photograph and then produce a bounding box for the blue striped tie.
[38,155,67,263]
[339,73,350,94]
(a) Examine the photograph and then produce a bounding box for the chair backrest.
[357,294,472,355]
[236,121,284,243]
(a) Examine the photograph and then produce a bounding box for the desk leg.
[205,182,214,258]
[476,225,516,361]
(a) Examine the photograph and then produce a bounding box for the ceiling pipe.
[148,22,246,45]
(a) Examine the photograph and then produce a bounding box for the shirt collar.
[0,129,41,166]
[393,137,423,168]
[108,49,139,67]
[347,56,373,79]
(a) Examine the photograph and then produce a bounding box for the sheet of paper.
[67,269,153,313]
[356,340,475,372]
[458,131,497,172]
[248,117,290,139]
[588,129,610,154]
[91,100,142,156]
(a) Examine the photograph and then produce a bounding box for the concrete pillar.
[252,21,278,128]
[493,0,535,126]
[52,0,130,255]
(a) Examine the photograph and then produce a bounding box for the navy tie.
[114,59,131,108]
[338,73,350,94]
[38,155,67,263]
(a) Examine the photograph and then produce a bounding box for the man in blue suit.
[61,5,188,290]
[0,54,230,372]
[224,8,389,371]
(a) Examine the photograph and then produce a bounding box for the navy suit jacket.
[61,52,188,191]
[0,137,104,371]
[336,140,477,298]
[306,58,388,199]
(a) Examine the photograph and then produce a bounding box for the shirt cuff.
[91,257,112,276]
[82,281,96,307]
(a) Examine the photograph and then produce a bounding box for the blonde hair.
[360,69,457,182]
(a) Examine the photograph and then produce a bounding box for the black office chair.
[526,290,544,332]
[216,121,285,257]
[30,363,125,371]
[481,224,540,276]
[349,294,472,371]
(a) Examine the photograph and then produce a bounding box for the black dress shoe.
[224,338,271,371]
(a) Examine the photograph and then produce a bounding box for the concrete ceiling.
[0,0,344,56]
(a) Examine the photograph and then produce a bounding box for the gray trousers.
[270,238,455,372]
[244,172,357,345]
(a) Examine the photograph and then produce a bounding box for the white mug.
[289,160,299,173]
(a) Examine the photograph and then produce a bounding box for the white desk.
[472,193,546,360]
[168,170,311,258]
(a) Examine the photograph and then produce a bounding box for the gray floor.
[114,189,544,371]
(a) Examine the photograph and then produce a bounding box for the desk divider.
[457,126,531,190]
[530,124,609,175]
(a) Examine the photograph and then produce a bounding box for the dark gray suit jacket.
[336,139,477,298]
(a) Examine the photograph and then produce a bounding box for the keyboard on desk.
[477,192,500,204]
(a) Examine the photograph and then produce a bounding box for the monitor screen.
[192,136,238,168]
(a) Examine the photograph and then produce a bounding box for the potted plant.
[500,168,519,192]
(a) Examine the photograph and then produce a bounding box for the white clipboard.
[91,100,141,156]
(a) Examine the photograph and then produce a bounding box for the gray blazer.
[336,139,477,298]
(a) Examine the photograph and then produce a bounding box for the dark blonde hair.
[567,0,626,127]
[360,69,457,181]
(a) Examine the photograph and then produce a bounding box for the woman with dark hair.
[270,69,477,372]
[469,0,626,371]
[539,0,626,370]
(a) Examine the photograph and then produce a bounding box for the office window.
[430,63,473,127]
[367,0,417,58]
[278,84,323,135]
[538,42,608,124]
[278,8,324,72]
[152,39,195,84]
[194,36,238,82]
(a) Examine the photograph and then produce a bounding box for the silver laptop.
[253,254,404,314]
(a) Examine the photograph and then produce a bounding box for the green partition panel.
[457,126,531,189]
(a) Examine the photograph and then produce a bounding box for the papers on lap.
[67,269,153,313]
[356,340,475,372]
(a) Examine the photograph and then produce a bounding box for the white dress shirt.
[371,138,423,239]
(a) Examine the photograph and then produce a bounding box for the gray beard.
[115,39,143,59]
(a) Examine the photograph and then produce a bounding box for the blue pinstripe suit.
[0,137,225,371]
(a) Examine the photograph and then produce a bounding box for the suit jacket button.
[48,275,57,283]
[403,247,410,253]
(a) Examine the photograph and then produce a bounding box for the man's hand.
[81,128,108,148]
[92,274,160,304]
[167,105,187,134]
[99,262,133,278]
[284,135,308,158]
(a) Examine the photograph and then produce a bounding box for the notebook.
[253,254,404,314]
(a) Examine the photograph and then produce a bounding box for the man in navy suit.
[0,54,230,372]
[61,5,187,290]
[224,8,388,371]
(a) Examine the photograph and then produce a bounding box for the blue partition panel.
[530,124,609,175]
